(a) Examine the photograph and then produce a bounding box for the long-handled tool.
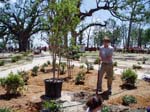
[96,63,101,95]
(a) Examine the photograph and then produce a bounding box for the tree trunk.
[87,34,90,48]
[138,28,142,47]
[18,36,29,52]
[64,33,68,48]
[127,20,132,49]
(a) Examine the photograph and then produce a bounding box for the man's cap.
[103,36,110,42]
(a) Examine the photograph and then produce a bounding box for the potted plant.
[44,0,79,99]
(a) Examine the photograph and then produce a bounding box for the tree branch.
[80,1,114,20]
[77,22,106,36]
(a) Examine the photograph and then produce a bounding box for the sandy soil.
[0,65,150,112]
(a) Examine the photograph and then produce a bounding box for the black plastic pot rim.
[44,78,63,83]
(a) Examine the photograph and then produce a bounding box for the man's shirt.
[99,45,114,63]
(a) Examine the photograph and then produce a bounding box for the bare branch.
[77,22,106,36]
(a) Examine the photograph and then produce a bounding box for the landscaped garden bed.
[0,63,150,112]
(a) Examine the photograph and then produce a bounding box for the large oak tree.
[0,0,49,51]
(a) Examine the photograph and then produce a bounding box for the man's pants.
[97,63,113,91]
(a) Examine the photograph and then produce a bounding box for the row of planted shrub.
[0,60,51,95]
[0,52,33,66]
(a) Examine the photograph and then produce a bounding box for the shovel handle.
[96,64,101,95]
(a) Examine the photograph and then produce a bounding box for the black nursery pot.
[44,78,63,99]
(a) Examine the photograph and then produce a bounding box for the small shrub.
[142,57,148,64]
[122,95,137,106]
[94,57,99,64]
[42,100,61,112]
[11,55,22,63]
[0,60,5,66]
[47,61,51,65]
[121,68,137,87]
[60,62,66,75]
[132,64,142,69]
[42,63,48,67]
[0,72,25,95]
[137,62,141,65]
[11,57,18,63]
[75,71,85,85]
[40,66,46,73]
[101,106,111,112]
[31,66,39,76]
[73,53,80,60]
[0,108,12,112]
[18,71,29,85]
[113,61,117,67]
[22,52,29,57]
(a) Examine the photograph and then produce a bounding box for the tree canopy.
[0,0,49,51]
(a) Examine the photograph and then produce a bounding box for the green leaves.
[122,95,137,106]
[0,72,25,95]
[121,68,137,86]
[46,0,80,45]
[42,100,61,112]
[0,107,12,112]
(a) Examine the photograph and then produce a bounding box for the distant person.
[86,95,103,112]
[97,36,114,95]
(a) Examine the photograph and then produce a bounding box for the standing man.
[97,36,114,95]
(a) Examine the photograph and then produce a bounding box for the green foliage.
[42,100,61,112]
[60,62,66,75]
[67,45,81,60]
[113,61,118,67]
[47,61,51,65]
[18,71,29,85]
[42,63,48,68]
[0,108,12,112]
[40,66,46,73]
[0,0,48,52]
[0,60,5,66]
[40,63,48,73]
[143,28,150,44]
[31,66,39,76]
[101,106,111,112]
[94,57,99,64]
[121,68,137,86]
[46,0,80,79]
[122,95,137,106]
[75,71,85,85]
[0,72,25,95]
[22,52,29,57]
[11,55,22,63]
[132,64,142,69]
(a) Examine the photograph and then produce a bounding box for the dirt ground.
[0,65,150,112]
